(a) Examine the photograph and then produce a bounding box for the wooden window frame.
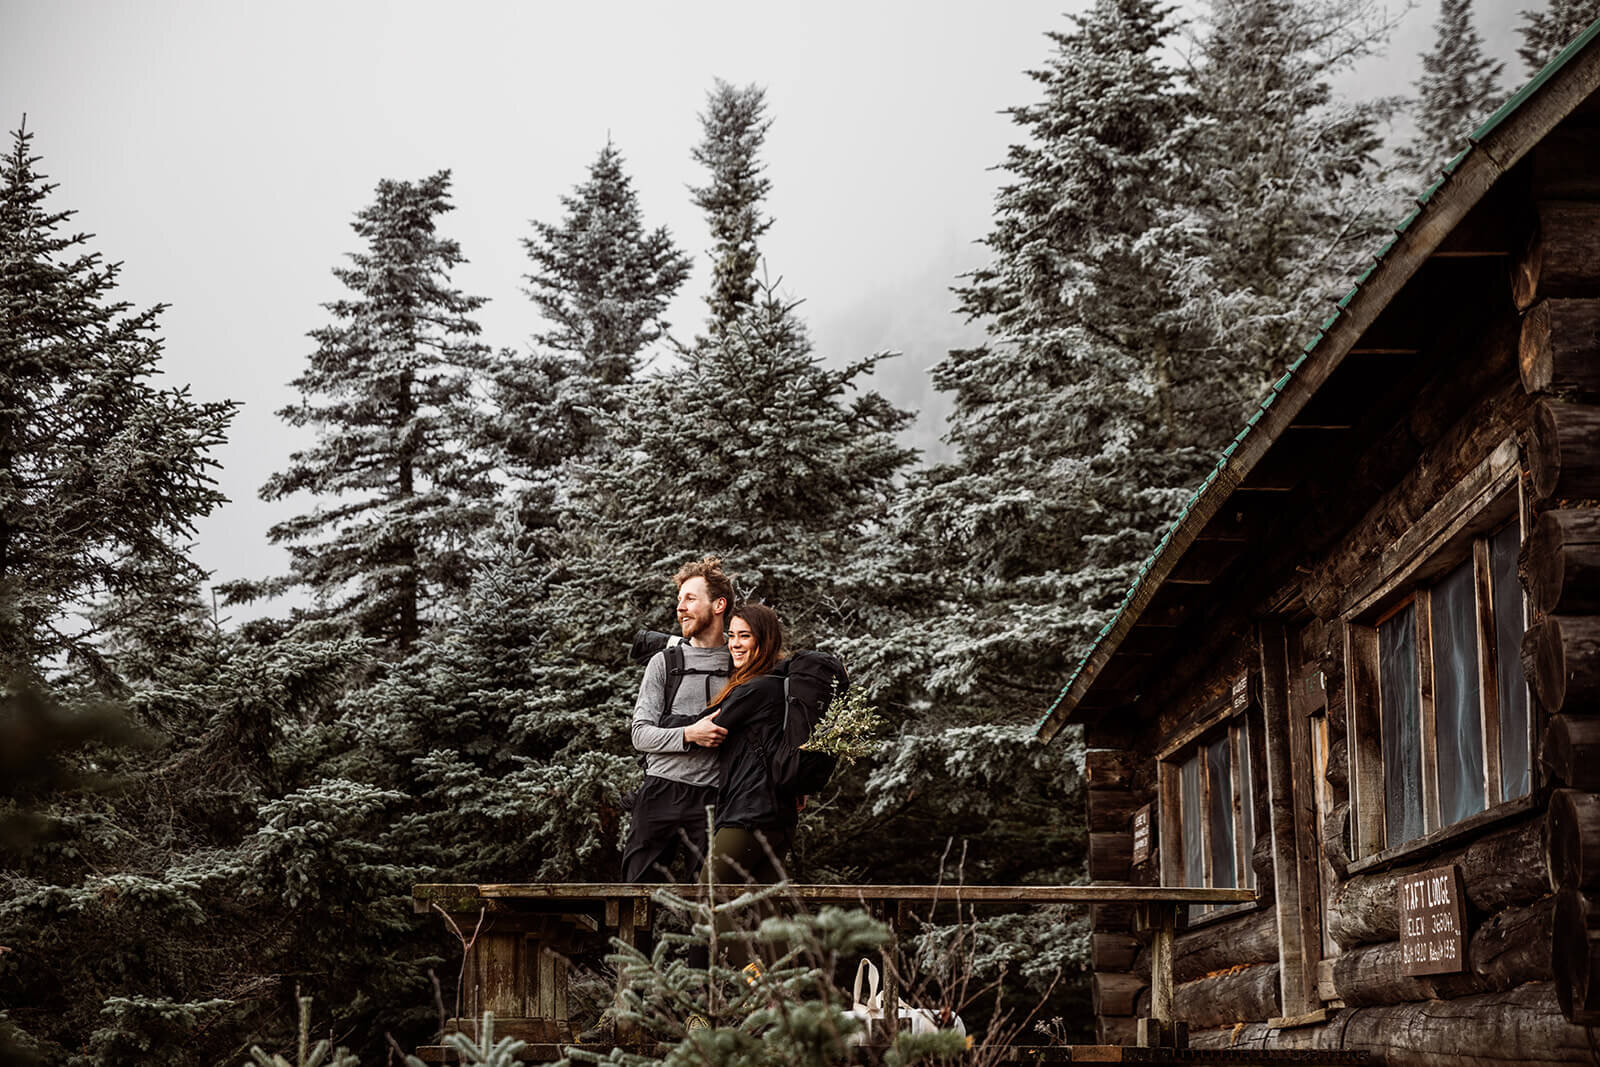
[1157,693,1260,923]
[1341,439,1534,867]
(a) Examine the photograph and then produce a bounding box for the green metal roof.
[1034,17,1600,740]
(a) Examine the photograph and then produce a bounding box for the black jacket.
[664,672,795,832]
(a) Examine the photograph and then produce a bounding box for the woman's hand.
[683,711,728,748]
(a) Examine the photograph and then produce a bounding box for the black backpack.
[765,651,849,797]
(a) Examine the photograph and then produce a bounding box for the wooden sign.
[1131,804,1152,865]
[1231,674,1251,713]
[1398,865,1466,975]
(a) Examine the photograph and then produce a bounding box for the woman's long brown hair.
[709,603,783,707]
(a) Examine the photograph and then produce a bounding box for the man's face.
[677,576,722,640]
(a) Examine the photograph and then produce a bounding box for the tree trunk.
[1553,888,1600,1024]
[1548,788,1600,892]
[1543,715,1600,790]
[1514,201,1600,311]
[1190,982,1597,1065]
[1530,399,1600,503]
[1522,508,1600,616]
[1522,614,1600,713]
[1328,817,1546,948]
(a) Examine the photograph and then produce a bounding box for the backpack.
[765,650,850,797]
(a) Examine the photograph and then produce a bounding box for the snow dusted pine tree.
[1404,0,1504,180]
[691,80,773,334]
[1519,0,1600,73]
[0,121,235,681]
[490,143,691,538]
[255,172,494,650]
[1170,0,1394,401]
[522,141,692,386]
[895,0,1198,707]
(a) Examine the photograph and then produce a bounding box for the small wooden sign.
[1231,674,1251,713]
[1398,865,1466,976]
[1131,804,1152,865]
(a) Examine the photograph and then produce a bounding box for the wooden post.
[1260,621,1323,1017]
[613,898,638,1046]
[1137,901,1181,1047]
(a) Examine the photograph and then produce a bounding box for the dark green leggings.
[702,826,793,969]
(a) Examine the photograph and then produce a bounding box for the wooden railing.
[412,881,1256,1060]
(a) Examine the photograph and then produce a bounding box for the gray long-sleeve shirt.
[631,644,731,786]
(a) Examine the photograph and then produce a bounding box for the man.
[620,556,733,883]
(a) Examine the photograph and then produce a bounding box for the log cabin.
[1034,21,1600,1066]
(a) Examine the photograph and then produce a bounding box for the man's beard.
[679,606,713,639]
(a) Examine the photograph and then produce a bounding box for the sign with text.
[1231,674,1251,713]
[1398,865,1466,976]
[1131,804,1152,865]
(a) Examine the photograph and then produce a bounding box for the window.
[1347,499,1531,859]
[1160,698,1258,917]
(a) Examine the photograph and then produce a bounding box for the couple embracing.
[622,556,812,889]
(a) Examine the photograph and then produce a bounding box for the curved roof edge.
[1035,18,1600,744]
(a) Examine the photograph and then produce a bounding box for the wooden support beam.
[1259,622,1323,1017]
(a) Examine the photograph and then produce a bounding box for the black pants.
[620,776,717,883]
[702,825,795,970]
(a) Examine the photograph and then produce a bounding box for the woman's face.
[728,616,759,670]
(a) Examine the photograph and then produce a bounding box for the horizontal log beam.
[1524,508,1600,615]
[1169,962,1280,1028]
[1092,971,1144,1016]
[1328,817,1546,948]
[1515,201,1600,311]
[1522,614,1600,713]
[1084,749,1135,791]
[1530,398,1600,503]
[1521,299,1600,396]
[1190,981,1597,1064]
[1548,788,1600,892]
[1543,715,1600,789]
[1553,888,1600,1024]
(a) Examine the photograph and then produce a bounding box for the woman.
[694,602,796,886]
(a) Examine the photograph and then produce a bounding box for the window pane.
[1237,723,1256,889]
[1430,560,1486,825]
[1181,753,1204,887]
[1379,602,1424,848]
[1207,736,1237,888]
[1491,521,1531,799]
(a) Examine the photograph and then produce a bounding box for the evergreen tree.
[0,121,235,680]
[490,145,691,541]
[255,172,495,650]
[1518,0,1600,74]
[901,0,1199,709]
[521,141,692,385]
[1172,0,1394,394]
[1405,0,1504,179]
[690,80,774,332]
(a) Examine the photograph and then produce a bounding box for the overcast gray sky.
[2,1,1529,605]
